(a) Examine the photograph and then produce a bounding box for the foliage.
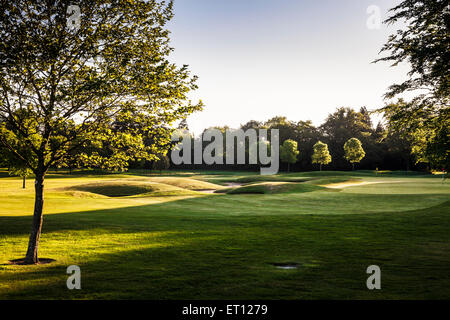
[382,99,448,170]
[320,107,374,169]
[8,166,32,179]
[375,0,449,107]
[174,109,422,172]
[375,0,449,170]
[344,138,366,167]
[312,141,332,170]
[152,153,170,172]
[0,0,202,263]
[423,122,450,170]
[279,139,299,171]
[0,0,203,176]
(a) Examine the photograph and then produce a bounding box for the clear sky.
[167,0,410,134]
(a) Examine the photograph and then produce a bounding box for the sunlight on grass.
[1,170,449,299]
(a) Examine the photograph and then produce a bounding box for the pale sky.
[168,0,411,134]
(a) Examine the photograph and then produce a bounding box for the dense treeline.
[169,106,430,172]
[0,106,435,173]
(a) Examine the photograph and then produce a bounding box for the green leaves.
[8,166,32,178]
[0,0,202,174]
[280,139,299,165]
[375,0,449,106]
[344,138,365,164]
[312,141,332,166]
[375,0,449,171]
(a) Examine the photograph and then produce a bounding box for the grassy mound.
[234,176,312,184]
[376,170,429,176]
[307,177,361,186]
[285,171,378,177]
[65,181,194,197]
[128,177,224,191]
[223,182,327,195]
[60,191,108,199]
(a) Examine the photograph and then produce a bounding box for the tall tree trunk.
[287,163,290,172]
[24,172,45,264]
[352,163,355,171]
[320,163,322,171]
[22,176,25,189]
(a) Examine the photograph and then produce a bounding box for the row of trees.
[268,134,365,172]
[0,104,438,175]
[172,105,434,172]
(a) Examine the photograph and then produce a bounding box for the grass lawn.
[0,169,449,299]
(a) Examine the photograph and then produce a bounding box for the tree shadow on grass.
[0,194,449,237]
[2,208,450,300]
[1,230,318,299]
[0,195,449,299]
[0,228,391,300]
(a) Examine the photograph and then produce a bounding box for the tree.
[280,139,299,172]
[152,153,170,173]
[320,107,374,169]
[9,166,32,189]
[312,141,332,171]
[291,120,320,171]
[263,117,321,171]
[0,1,202,264]
[382,99,446,171]
[381,114,416,172]
[375,0,449,108]
[240,120,262,132]
[375,0,449,170]
[264,116,297,144]
[422,121,450,172]
[344,138,365,170]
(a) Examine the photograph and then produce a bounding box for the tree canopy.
[0,0,202,264]
[312,141,332,171]
[280,139,299,172]
[375,0,449,107]
[344,138,365,170]
[152,153,170,173]
[375,0,449,170]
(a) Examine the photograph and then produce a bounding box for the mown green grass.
[220,182,328,194]
[0,169,449,299]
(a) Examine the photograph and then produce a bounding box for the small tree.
[344,138,365,170]
[312,141,331,171]
[9,166,32,189]
[152,154,170,174]
[280,139,299,172]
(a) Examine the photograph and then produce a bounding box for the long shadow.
[1,192,449,237]
[1,201,450,299]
